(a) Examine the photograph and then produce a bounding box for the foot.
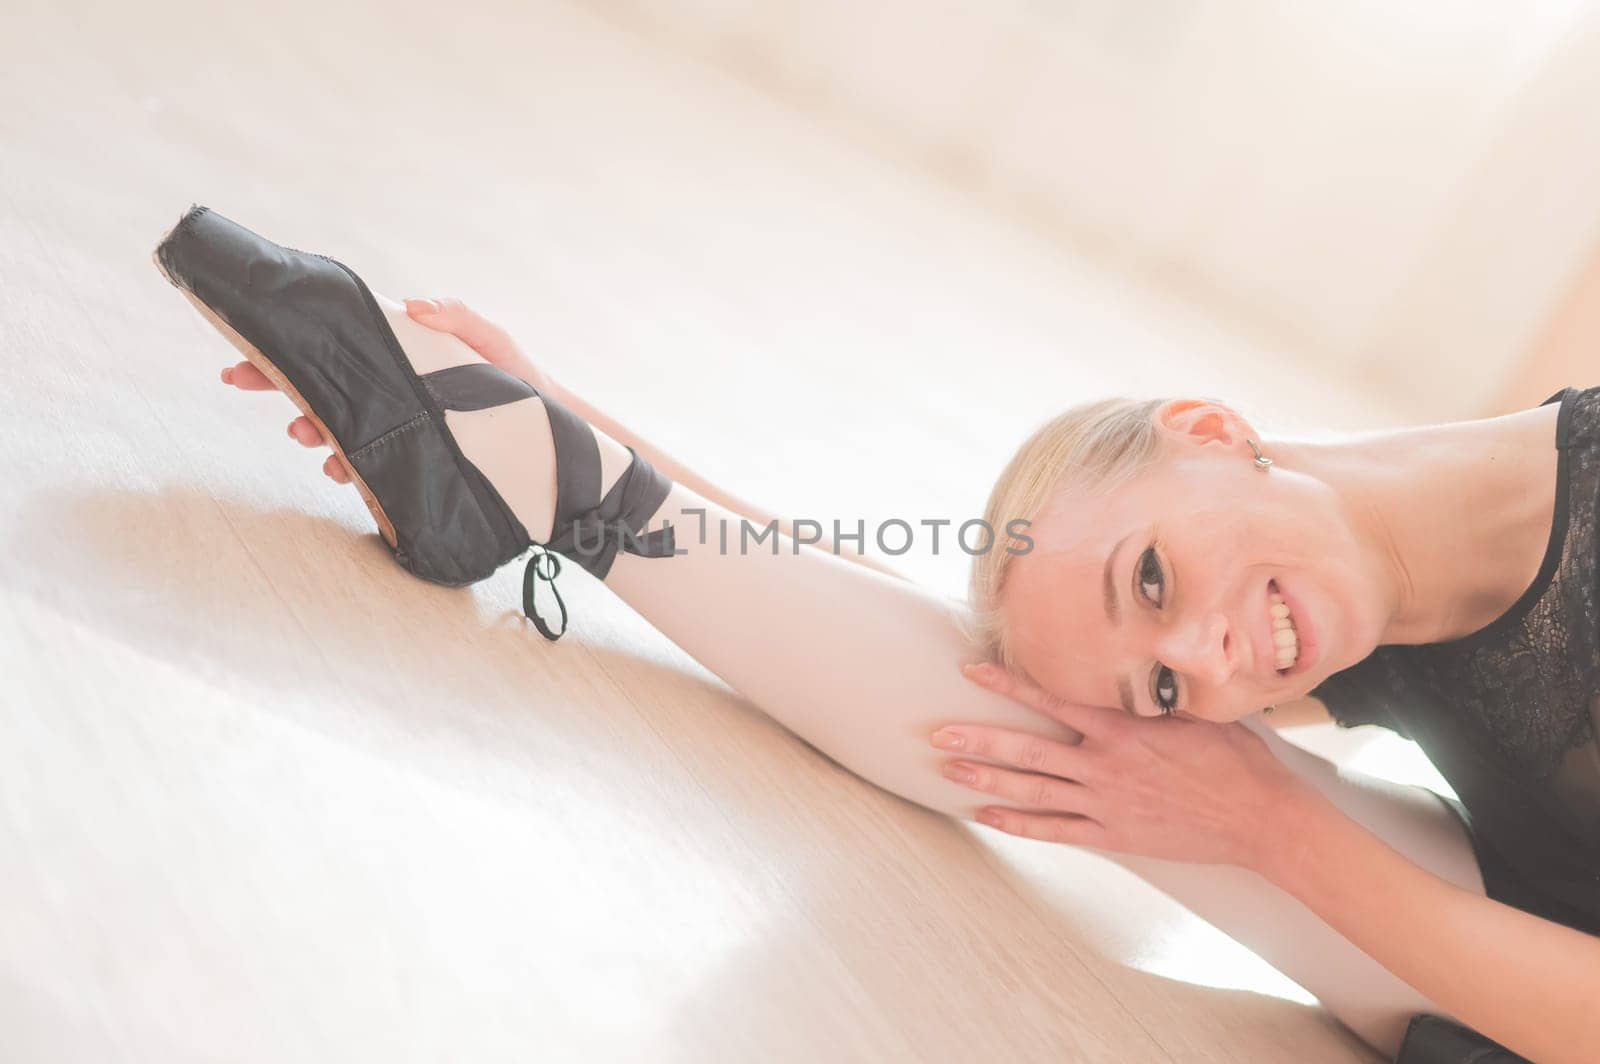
[162,205,672,629]
[221,297,555,487]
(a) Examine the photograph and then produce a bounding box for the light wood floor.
[0,1,1420,1060]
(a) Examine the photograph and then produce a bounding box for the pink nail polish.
[930,729,965,750]
[941,762,977,784]
[965,663,997,684]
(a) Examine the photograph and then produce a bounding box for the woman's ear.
[1154,398,1256,451]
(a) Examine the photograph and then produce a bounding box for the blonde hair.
[968,396,1168,665]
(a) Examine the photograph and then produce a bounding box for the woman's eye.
[1137,547,1165,606]
[1151,664,1179,715]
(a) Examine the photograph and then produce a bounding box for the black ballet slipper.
[153,204,674,639]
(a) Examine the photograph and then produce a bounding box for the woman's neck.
[1269,401,1564,647]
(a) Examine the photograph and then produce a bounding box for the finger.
[322,454,351,483]
[405,297,519,364]
[930,724,1094,781]
[961,662,1117,737]
[222,361,277,391]
[287,416,325,448]
[942,761,1102,818]
[975,807,1111,849]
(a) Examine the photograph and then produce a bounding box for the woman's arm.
[556,386,908,580]
[403,298,910,579]
[1262,787,1600,1064]
[943,667,1600,1064]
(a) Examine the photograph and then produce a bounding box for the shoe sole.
[151,245,400,551]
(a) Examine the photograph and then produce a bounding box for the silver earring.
[1247,439,1272,472]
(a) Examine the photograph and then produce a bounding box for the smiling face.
[999,400,1389,722]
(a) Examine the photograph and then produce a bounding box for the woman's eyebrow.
[1103,530,1137,714]
[1103,532,1133,625]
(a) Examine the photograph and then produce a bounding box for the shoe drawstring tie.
[519,445,676,641]
[522,547,569,641]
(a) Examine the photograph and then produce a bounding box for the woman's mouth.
[1269,584,1299,672]
[1268,578,1316,679]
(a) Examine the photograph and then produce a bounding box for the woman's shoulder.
[1549,384,1600,448]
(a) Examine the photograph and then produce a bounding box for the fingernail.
[941,761,977,784]
[405,298,440,316]
[930,728,966,750]
[220,366,233,384]
[977,809,1003,828]
[286,421,295,438]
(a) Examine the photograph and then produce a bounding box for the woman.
[948,390,1600,1063]
[160,208,1596,1062]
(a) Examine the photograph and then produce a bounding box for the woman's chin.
[1183,705,1258,724]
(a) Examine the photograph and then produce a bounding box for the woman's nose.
[1160,613,1236,687]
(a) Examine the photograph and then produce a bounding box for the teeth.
[1270,590,1299,671]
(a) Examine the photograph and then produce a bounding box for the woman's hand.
[933,663,1319,870]
[218,298,553,483]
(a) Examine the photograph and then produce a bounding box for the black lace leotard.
[1310,386,1600,935]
